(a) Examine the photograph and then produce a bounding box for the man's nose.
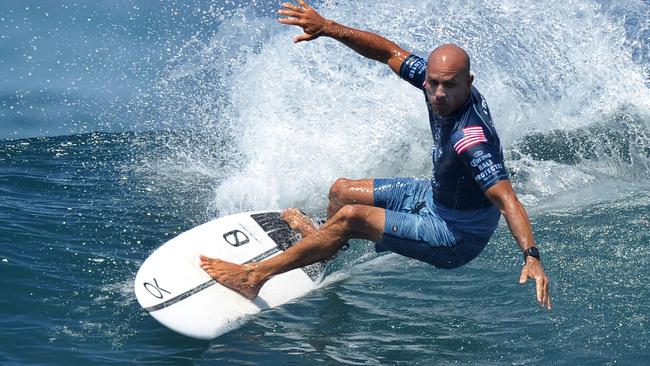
[435,85,446,99]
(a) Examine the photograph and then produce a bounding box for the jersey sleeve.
[450,126,509,192]
[398,54,427,90]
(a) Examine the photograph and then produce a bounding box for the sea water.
[1,0,649,364]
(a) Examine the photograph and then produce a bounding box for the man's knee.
[329,204,384,241]
[328,177,352,203]
[318,204,360,242]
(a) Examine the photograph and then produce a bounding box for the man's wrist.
[322,19,338,38]
[523,246,541,263]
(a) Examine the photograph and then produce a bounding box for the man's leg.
[199,204,385,299]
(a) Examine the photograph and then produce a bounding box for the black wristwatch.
[523,246,541,262]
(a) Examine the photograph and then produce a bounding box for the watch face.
[526,247,540,259]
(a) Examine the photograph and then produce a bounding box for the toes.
[199,255,226,266]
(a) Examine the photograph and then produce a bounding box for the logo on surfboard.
[143,278,171,299]
[223,230,249,247]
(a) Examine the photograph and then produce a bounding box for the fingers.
[281,2,303,12]
[278,17,302,26]
[298,0,312,10]
[520,264,552,310]
[518,267,528,284]
[543,277,552,309]
[277,8,305,27]
[278,1,305,25]
[534,275,552,310]
[278,9,303,18]
[280,1,311,14]
[535,276,544,304]
[294,32,316,43]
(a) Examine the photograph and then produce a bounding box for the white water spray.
[145,0,650,215]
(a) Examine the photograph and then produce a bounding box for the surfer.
[200,0,551,309]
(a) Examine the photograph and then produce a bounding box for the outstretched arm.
[278,0,410,75]
[484,180,552,310]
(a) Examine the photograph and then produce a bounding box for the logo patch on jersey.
[453,126,487,154]
[481,98,489,114]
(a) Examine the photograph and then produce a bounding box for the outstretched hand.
[278,1,328,43]
[519,258,552,309]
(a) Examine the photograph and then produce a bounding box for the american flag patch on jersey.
[453,126,487,154]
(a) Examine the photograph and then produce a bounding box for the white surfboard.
[134,211,326,339]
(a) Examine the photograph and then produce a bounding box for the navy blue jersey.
[399,54,509,211]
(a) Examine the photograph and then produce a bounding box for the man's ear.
[468,74,474,86]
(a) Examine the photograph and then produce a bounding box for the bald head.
[428,44,471,76]
[424,44,473,117]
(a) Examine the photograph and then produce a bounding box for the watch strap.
[523,246,541,262]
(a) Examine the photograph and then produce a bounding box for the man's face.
[424,63,473,117]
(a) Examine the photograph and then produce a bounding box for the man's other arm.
[484,180,552,310]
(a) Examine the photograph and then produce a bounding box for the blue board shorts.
[373,178,490,269]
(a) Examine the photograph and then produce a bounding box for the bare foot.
[199,255,267,299]
[282,208,318,238]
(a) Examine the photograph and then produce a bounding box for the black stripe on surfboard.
[144,279,217,313]
[144,246,281,313]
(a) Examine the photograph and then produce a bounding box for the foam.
[142,0,650,215]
